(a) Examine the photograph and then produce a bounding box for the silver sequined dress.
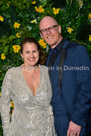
[1,65,56,136]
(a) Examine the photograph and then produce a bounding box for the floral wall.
[0,0,91,135]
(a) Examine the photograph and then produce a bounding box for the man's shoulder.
[66,40,86,52]
[67,41,81,49]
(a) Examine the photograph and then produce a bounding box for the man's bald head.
[39,16,58,30]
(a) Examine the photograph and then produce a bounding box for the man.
[39,16,91,136]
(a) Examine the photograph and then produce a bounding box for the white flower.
[78,0,83,9]
[31,19,37,24]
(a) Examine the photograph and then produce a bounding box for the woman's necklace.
[30,69,37,79]
[27,66,38,79]
[21,64,39,79]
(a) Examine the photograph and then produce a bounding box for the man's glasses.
[40,25,58,35]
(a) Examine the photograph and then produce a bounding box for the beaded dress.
[1,65,56,136]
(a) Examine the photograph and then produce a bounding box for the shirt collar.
[54,38,64,52]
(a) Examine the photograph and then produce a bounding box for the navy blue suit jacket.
[47,39,91,135]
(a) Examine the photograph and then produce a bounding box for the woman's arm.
[1,69,13,136]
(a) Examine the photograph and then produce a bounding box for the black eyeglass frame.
[40,25,58,35]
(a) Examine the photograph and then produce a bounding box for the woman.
[1,37,56,136]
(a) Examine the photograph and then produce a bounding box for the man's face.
[39,17,62,48]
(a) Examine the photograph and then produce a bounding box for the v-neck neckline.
[20,65,41,97]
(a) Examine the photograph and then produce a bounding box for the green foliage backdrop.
[0,0,91,135]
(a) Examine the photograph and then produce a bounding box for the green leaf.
[66,0,70,5]
[8,35,16,42]
[4,45,10,54]
[39,0,49,6]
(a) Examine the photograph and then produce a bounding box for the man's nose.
[46,28,51,34]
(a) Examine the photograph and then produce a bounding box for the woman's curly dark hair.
[20,37,46,65]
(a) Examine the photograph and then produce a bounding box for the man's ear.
[40,32,43,39]
[58,25,61,33]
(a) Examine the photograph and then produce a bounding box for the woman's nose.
[30,53,34,58]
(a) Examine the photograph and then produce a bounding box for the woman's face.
[21,42,39,67]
